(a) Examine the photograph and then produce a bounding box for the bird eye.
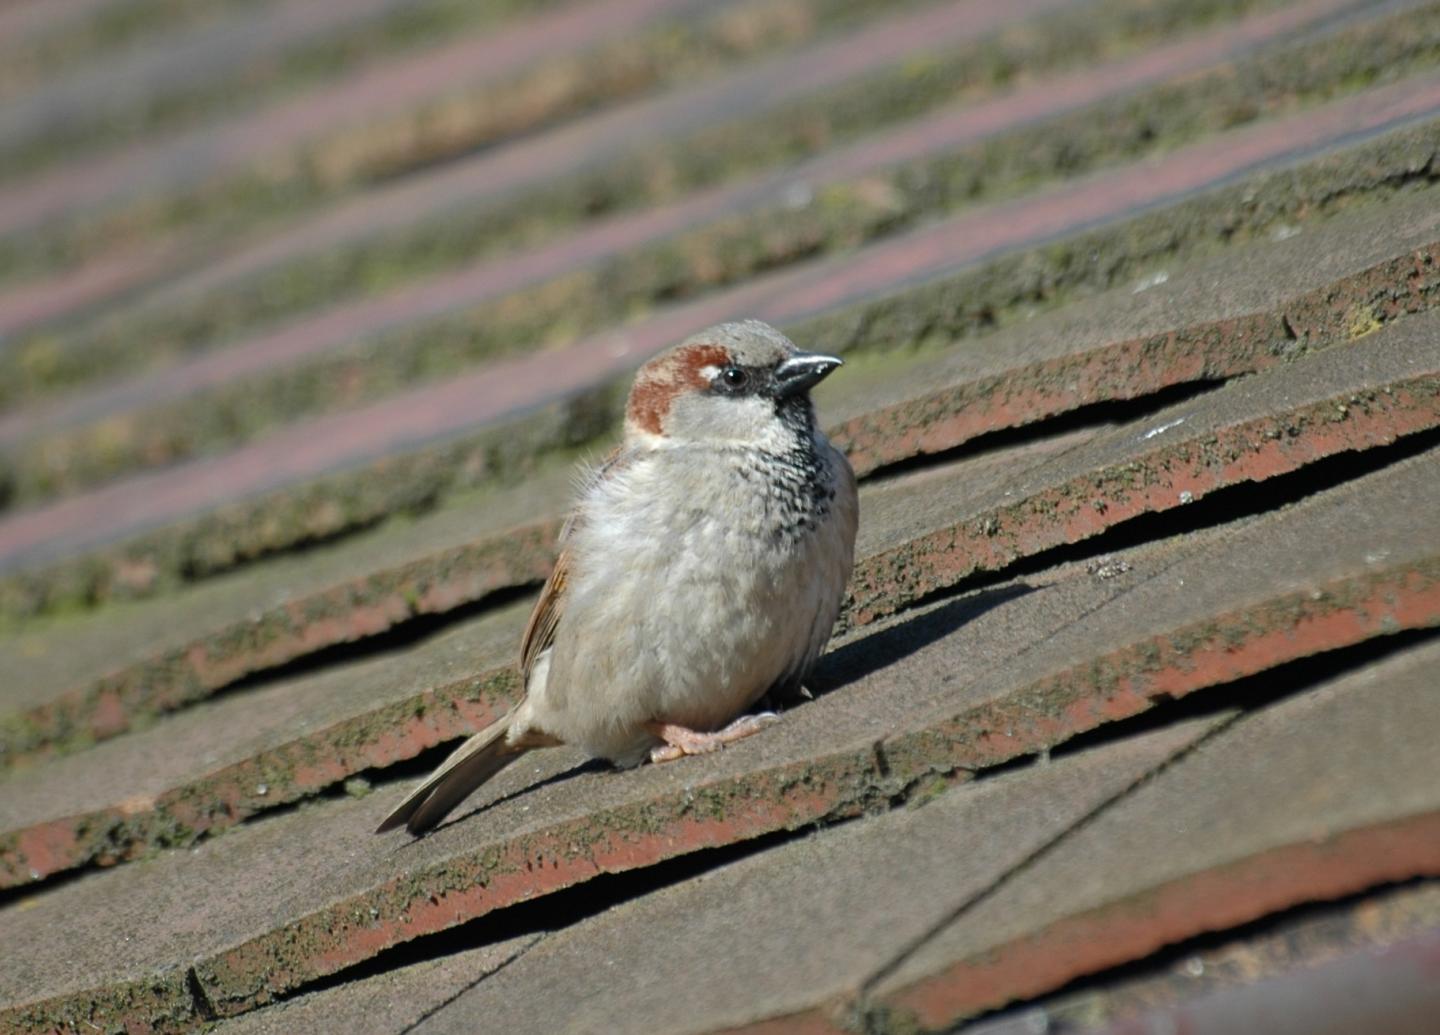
[720,366,749,390]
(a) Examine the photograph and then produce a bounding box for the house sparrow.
[377,320,858,835]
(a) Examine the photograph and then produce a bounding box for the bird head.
[624,320,842,448]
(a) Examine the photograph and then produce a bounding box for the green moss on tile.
[5,2,1438,502]
[4,112,1440,624]
[0,0,933,284]
[0,0,579,178]
[0,0,270,100]
[0,0,1306,350]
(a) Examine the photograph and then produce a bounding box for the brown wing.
[519,544,569,685]
[519,446,630,685]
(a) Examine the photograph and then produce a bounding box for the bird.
[376,319,858,836]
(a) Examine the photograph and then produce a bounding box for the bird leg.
[646,712,781,764]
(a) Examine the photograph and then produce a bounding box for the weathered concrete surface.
[830,179,1440,475]
[164,0,1087,296]
[0,0,1049,241]
[0,0,691,337]
[0,443,1074,881]
[0,0,113,56]
[116,0,1404,320]
[0,0,700,237]
[847,306,1440,627]
[405,719,1222,1035]
[892,444,1440,773]
[11,0,1426,397]
[0,468,570,765]
[873,637,1440,1028]
[2,0,1376,445]
[0,236,189,339]
[966,879,1440,1034]
[2,443,1436,1032]
[0,414,1028,764]
[0,0,410,160]
[0,599,529,887]
[5,108,1437,627]
[219,886,1440,1034]
[4,73,1435,578]
[213,934,541,1035]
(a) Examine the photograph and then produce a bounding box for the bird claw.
[647,712,781,764]
[649,743,688,764]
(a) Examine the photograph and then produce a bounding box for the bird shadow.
[795,581,1035,704]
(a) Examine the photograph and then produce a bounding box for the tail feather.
[376,712,523,835]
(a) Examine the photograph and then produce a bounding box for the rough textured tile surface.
[964,880,1440,1034]
[3,76,1435,575]
[830,181,1440,474]
[0,0,726,235]
[907,445,1440,768]
[211,934,540,1035]
[0,471,568,762]
[0,562,1133,1032]
[848,308,1440,627]
[874,637,1440,1027]
[1,0,1375,447]
[4,372,1431,891]
[0,600,529,886]
[410,719,1222,1035]
[3,444,1436,1033]
[106,0,1070,284]
[0,0,410,160]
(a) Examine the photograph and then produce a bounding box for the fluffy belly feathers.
[526,463,844,764]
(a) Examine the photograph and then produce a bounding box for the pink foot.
[646,712,781,764]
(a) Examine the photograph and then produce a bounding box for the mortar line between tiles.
[850,706,1247,1012]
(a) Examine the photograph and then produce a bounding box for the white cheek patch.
[727,394,794,451]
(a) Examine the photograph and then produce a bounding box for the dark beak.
[774,351,843,397]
